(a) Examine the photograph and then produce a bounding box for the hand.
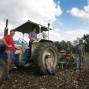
[50,66,52,69]
[36,38,39,41]
[7,44,12,47]
[33,39,36,41]
[34,38,39,41]
[82,56,85,60]
[21,49,24,52]
[50,64,53,68]
[68,54,70,56]
[19,49,23,51]
[76,54,78,57]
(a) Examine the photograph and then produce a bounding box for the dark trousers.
[29,42,32,58]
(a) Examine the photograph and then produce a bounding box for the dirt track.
[0,54,89,89]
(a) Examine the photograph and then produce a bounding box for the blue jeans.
[47,65,55,73]
[75,54,83,69]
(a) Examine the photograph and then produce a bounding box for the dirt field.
[0,54,89,89]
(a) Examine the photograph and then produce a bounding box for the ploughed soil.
[0,54,89,89]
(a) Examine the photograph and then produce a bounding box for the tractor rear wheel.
[33,42,58,75]
[0,59,7,83]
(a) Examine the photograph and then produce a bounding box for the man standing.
[2,30,23,79]
[75,40,85,70]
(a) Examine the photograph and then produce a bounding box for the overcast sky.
[0,0,89,42]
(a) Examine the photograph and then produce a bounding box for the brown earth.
[0,54,89,89]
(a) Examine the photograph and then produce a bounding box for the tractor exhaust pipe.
[48,22,50,40]
[4,19,8,36]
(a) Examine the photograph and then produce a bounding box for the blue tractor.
[0,20,58,83]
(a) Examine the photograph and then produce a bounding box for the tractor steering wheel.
[18,38,27,44]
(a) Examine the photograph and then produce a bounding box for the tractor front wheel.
[0,59,7,83]
[33,42,58,75]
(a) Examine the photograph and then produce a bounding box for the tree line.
[54,34,89,53]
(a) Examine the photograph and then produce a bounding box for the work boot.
[19,61,25,66]
[11,64,17,69]
[52,73,55,76]
[79,68,83,70]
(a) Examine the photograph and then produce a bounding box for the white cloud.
[63,29,89,42]
[49,28,62,41]
[68,2,89,23]
[64,29,89,36]
[0,0,62,27]
[54,28,61,32]
[0,0,63,42]
[84,5,89,13]
[0,24,4,36]
[68,7,89,22]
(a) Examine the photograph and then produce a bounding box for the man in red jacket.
[2,30,23,80]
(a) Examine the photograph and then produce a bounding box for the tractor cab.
[14,20,52,61]
[14,20,51,40]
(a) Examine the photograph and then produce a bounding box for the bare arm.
[36,37,38,40]
[2,38,10,47]
[2,38,8,46]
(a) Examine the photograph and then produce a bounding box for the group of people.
[46,40,85,76]
[2,26,85,80]
[2,27,38,80]
[2,27,51,80]
[61,40,85,70]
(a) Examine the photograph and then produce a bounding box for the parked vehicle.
[0,20,58,83]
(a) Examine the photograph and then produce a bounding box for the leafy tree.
[54,40,66,51]
[83,34,89,52]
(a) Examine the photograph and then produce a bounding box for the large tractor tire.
[0,59,7,83]
[33,42,58,75]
